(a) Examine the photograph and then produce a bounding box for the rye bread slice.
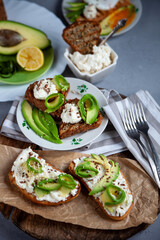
[25,78,70,119]
[59,98,103,139]
[62,20,101,54]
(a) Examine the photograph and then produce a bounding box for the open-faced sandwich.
[59,95,103,139]
[22,76,103,144]
[69,154,133,220]
[9,147,81,205]
[25,75,70,119]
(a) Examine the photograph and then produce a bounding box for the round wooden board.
[0,122,159,240]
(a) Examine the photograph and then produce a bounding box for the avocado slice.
[79,94,99,125]
[84,154,110,170]
[100,184,125,206]
[0,20,50,55]
[38,110,62,143]
[51,75,69,92]
[34,187,49,198]
[105,184,126,205]
[37,179,61,191]
[59,186,72,197]
[21,100,60,143]
[100,5,135,36]
[89,161,119,195]
[32,107,52,137]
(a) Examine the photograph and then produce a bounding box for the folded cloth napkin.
[103,90,160,184]
[0,92,126,155]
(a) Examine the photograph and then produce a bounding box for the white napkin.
[103,90,160,183]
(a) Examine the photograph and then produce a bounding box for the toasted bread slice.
[62,20,101,54]
[9,147,81,205]
[25,78,70,119]
[69,156,133,220]
[59,98,103,139]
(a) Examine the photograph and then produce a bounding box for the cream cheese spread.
[83,4,97,19]
[84,0,119,10]
[69,43,112,74]
[61,103,82,124]
[33,79,58,100]
[73,157,106,189]
[99,172,133,217]
[12,147,79,202]
[73,157,133,217]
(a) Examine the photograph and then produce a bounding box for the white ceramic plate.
[0,0,68,101]
[16,77,108,150]
[62,0,142,36]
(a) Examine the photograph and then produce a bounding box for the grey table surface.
[0,0,160,239]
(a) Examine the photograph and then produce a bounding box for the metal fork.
[132,103,160,176]
[122,109,160,187]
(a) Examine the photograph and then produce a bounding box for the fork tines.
[122,108,137,132]
[133,103,147,124]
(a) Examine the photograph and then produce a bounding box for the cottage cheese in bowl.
[69,43,112,74]
[64,42,118,83]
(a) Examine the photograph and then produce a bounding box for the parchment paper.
[0,144,158,230]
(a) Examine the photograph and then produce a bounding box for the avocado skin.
[21,100,60,143]
[0,20,51,55]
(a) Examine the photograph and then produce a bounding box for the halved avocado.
[0,20,51,55]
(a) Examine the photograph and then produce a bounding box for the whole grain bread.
[59,98,103,139]
[69,160,133,220]
[9,150,81,206]
[62,20,101,54]
[25,78,70,119]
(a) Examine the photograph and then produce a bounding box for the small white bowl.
[64,44,118,84]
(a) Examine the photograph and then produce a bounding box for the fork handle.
[145,132,160,165]
[136,139,160,187]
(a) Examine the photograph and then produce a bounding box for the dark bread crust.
[25,78,70,119]
[59,98,103,139]
[9,159,81,206]
[62,20,101,54]
[69,161,133,220]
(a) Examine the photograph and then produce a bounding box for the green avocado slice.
[34,187,49,198]
[21,100,60,144]
[105,184,126,205]
[89,161,119,196]
[100,4,136,36]
[37,179,61,191]
[79,94,99,125]
[0,20,50,55]
[32,107,52,137]
[38,110,62,143]
[44,93,64,113]
[52,75,69,92]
